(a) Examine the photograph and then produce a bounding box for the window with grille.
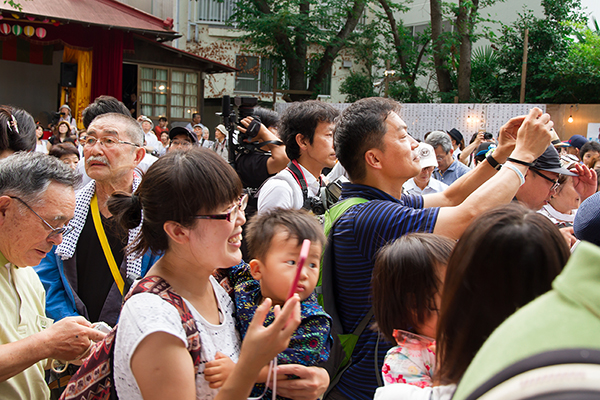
[234,55,275,93]
[139,66,200,121]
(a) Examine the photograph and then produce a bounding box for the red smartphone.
[287,239,311,300]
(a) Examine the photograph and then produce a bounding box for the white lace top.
[114,276,241,400]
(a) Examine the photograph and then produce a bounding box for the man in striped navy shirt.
[327,98,554,400]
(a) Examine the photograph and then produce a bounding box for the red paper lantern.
[35,27,46,39]
[0,23,9,35]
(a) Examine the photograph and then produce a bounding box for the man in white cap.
[403,142,449,195]
[138,116,161,155]
[213,124,228,161]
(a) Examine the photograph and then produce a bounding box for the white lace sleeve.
[114,293,188,400]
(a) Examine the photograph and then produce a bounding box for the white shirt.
[374,383,456,400]
[538,204,576,226]
[114,276,240,400]
[136,153,158,175]
[35,141,48,154]
[403,177,448,196]
[258,163,320,213]
[144,131,162,152]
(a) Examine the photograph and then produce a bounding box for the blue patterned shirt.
[433,159,471,186]
[331,183,439,400]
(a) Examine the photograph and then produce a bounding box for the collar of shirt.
[339,182,404,204]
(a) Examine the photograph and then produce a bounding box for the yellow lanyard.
[90,194,124,295]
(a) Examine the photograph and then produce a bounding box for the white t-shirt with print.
[114,276,240,400]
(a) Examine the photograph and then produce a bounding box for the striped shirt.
[331,183,439,400]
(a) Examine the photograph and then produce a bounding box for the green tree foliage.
[478,0,600,103]
[339,71,376,102]
[231,0,366,101]
[3,0,22,11]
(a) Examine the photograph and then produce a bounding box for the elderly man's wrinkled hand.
[43,316,106,362]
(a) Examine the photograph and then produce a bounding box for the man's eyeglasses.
[530,168,561,191]
[83,136,140,149]
[194,194,248,223]
[171,140,192,147]
[9,196,74,238]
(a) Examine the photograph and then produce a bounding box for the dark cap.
[562,134,588,150]
[574,192,600,246]
[532,145,577,176]
[169,126,198,144]
[448,128,463,144]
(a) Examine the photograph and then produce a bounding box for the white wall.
[0,50,63,123]
[276,102,546,140]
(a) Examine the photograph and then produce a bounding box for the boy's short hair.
[580,141,600,159]
[280,101,339,161]
[246,208,326,261]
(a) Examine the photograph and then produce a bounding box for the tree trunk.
[307,0,367,96]
[430,0,453,93]
[287,0,310,101]
[456,0,479,102]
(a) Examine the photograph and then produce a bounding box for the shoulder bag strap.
[90,194,125,295]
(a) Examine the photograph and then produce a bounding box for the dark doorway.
[122,63,138,118]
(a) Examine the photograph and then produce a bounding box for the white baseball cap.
[417,142,437,169]
[417,142,438,169]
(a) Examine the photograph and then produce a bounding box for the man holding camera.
[257,101,339,215]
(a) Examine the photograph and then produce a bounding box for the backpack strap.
[127,276,202,372]
[317,196,369,312]
[316,197,373,393]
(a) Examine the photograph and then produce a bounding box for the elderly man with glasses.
[514,145,597,246]
[514,145,596,211]
[35,113,161,330]
[0,152,106,399]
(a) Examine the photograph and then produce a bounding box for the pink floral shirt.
[382,329,436,388]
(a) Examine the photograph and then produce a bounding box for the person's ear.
[364,148,383,170]
[163,220,189,245]
[0,196,11,225]
[249,259,263,280]
[296,133,309,151]
[133,147,146,166]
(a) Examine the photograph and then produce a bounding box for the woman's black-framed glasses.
[194,194,248,222]
[530,168,561,192]
[9,196,75,238]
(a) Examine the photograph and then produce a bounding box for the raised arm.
[458,132,483,165]
[238,117,289,175]
[423,115,521,209]
[432,108,553,239]
[215,296,301,400]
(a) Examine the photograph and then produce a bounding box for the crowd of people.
[0,96,600,400]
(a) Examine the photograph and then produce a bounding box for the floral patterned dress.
[382,329,436,388]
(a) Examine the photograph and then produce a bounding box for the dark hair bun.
[107,191,142,230]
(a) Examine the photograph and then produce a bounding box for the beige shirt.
[0,252,51,399]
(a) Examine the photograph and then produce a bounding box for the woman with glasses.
[107,147,302,400]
